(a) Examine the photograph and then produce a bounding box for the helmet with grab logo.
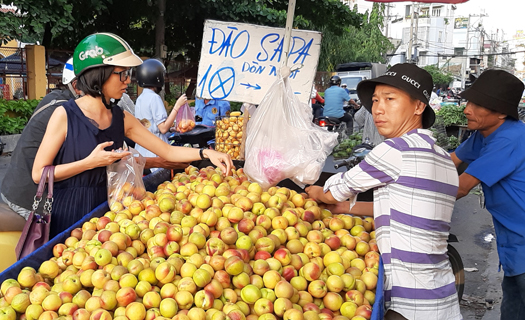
[73,33,142,76]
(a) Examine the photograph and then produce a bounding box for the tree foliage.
[2,0,361,61]
[0,0,109,46]
[318,3,393,72]
[423,64,454,86]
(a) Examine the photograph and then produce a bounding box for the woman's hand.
[85,141,131,169]
[203,149,234,176]
[174,94,188,111]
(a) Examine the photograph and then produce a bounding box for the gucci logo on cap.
[401,75,421,89]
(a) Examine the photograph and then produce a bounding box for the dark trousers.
[384,310,407,320]
[312,104,323,119]
[501,273,525,319]
[339,113,353,135]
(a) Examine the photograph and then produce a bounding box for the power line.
[387,50,525,58]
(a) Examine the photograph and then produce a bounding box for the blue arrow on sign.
[240,83,261,90]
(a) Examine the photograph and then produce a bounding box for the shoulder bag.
[15,165,55,260]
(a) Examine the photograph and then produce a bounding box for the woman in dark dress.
[32,33,233,238]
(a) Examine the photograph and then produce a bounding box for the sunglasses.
[113,69,132,82]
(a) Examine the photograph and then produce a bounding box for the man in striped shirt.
[307,63,462,320]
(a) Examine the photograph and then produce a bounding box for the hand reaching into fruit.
[305,185,339,205]
[202,149,234,176]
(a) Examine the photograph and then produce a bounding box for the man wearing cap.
[307,63,461,320]
[451,69,525,319]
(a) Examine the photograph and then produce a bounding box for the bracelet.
[199,148,206,160]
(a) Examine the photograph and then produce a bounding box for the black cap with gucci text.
[357,63,435,129]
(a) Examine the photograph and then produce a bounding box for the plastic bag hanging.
[174,102,196,133]
[244,69,338,189]
[107,148,147,208]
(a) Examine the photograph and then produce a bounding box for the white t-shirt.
[134,88,168,162]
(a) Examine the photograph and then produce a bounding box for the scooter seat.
[326,117,341,124]
[168,125,216,147]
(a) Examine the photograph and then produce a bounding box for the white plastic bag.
[244,70,338,189]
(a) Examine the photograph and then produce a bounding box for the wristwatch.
[199,148,207,160]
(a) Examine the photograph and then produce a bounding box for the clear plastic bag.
[107,148,147,207]
[174,102,196,133]
[244,70,338,189]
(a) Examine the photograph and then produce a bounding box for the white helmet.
[62,58,76,85]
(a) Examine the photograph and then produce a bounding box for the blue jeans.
[501,273,525,319]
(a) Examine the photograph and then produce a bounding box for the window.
[406,5,411,17]
[420,8,429,17]
[438,31,443,43]
[432,7,442,17]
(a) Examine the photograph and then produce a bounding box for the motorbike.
[314,105,357,143]
[333,143,465,301]
[168,116,216,148]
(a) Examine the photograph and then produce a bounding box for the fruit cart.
[0,164,385,320]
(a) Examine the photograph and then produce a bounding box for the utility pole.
[406,3,415,62]
[385,4,391,38]
[413,3,420,64]
[461,13,487,89]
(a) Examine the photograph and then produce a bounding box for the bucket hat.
[357,63,435,128]
[461,69,524,120]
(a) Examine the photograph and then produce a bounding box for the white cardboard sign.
[197,20,322,105]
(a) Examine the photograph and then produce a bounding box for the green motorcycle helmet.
[73,33,143,76]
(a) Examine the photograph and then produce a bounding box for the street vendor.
[451,69,525,320]
[195,98,230,126]
[32,33,233,239]
[306,63,461,320]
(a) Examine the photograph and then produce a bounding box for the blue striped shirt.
[324,129,462,320]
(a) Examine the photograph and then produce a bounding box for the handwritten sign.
[197,20,322,105]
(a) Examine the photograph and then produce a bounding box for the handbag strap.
[46,166,54,199]
[35,166,49,198]
[32,166,55,214]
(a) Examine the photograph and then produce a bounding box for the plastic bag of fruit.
[174,102,196,133]
[106,148,147,207]
[244,67,338,188]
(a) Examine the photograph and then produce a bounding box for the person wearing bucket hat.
[307,63,461,319]
[452,69,525,319]
[32,33,233,239]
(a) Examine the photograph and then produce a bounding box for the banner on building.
[454,17,469,29]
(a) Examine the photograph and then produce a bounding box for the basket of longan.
[215,111,250,160]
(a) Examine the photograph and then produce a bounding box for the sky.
[451,0,524,40]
